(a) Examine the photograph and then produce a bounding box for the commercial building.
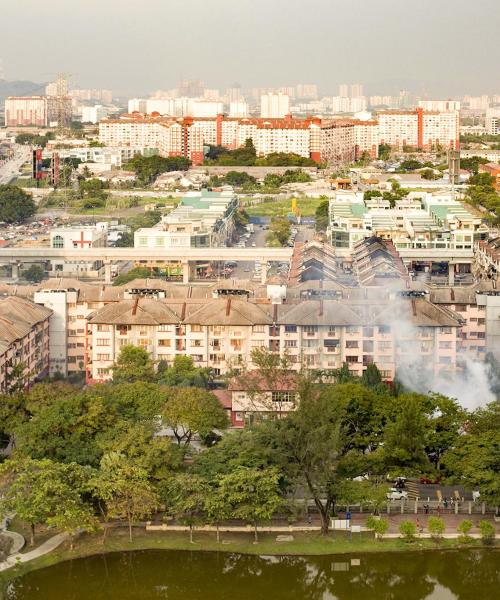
[0,296,51,392]
[134,190,238,250]
[418,100,461,112]
[49,224,108,277]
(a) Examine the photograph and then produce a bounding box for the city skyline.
[1,0,499,96]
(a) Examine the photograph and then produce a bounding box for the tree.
[266,216,291,246]
[163,473,209,543]
[0,185,36,223]
[161,388,228,447]
[382,395,431,473]
[478,520,495,545]
[125,155,191,184]
[260,386,348,534]
[92,452,157,542]
[158,355,212,388]
[112,266,152,285]
[22,264,45,283]
[399,520,417,540]
[315,198,329,232]
[366,515,389,539]
[443,400,500,506]
[0,457,92,546]
[204,483,231,543]
[112,345,155,383]
[47,499,99,550]
[428,516,445,539]
[216,467,282,542]
[457,519,473,542]
[361,363,382,388]
[378,144,391,160]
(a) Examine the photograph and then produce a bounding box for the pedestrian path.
[0,533,67,572]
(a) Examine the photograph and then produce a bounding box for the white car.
[387,488,408,501]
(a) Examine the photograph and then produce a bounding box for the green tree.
[112,345,155,383]
[216,467,282,541]
[382,395,430,473]
[112,266,152,284]
[0,185,36,223]
[266,216,291,246]
[378,144,391,160]
[92,452,157,542]
[366,516,389,539]
[47,499,99,550]
[0,457,92,546]
[478,520,495,545]
[204,482,231,543]
[428,516,445,539]
[399,520,417,540]
[22,264,45,283]
[163,473,209,543]
[158,355,212,388]
[443,400,500,506]
[457,519,473,542]
[315,198,329,232]
[125,155,191,183]
[161,388,228,447]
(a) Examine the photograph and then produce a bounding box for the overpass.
[0,246,294,283]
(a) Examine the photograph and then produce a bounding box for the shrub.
[478,520,495,545]
[428,516,445,539]
[399,520,417,540]
[457,519,473,541]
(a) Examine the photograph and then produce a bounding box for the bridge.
[0,247,294,283]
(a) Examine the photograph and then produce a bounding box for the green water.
[6,549,499,599]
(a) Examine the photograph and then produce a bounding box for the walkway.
[0,533,67,572]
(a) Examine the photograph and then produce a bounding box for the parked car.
[387,488,408,501]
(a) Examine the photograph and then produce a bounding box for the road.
[0,145,31,185]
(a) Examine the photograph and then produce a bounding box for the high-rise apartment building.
[296,84,318,99]
[486,108,500,135]
[351,84,364,97]
[260,92,290,118]
[339,84,349,98]
[5,96,47,126]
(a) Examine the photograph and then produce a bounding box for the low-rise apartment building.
[85,292,464,384]
[0,296,51,392]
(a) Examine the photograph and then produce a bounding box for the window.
[285,325,297,333]
[158,339,171,347]
[191,324,202,332]
[346,340,358,348]
[96,339,109,346]
[97,368,109,376]
[378,326,391,334]
[439,341,452,350]
[378,341,392,351]
[440,327,452,335]
[97,325,109,332]
[252,325,265,333]
[285,339,297,348]
[271,391,294,403]
[346,326,359,334]
[138,237,148,247]
[303,325,318,334]
[138,339,150,348]
[191,339,203,347]
[363,327,374,338]
[327,327,336,337]
[303,339,318,348]
[158,324,171,332]
[251,340,266,348]
[97,353,110,361]
[346,356,359,363]
[52,235,64,248]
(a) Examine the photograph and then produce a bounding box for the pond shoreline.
[1,529,496,598]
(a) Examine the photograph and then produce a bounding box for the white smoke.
[383,293,498,410]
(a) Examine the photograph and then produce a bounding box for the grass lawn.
[0,526,489,598]
[245,197,324,218]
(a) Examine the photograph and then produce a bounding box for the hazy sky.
[1,0,499,96]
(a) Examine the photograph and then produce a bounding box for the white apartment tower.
[260,92,290,118]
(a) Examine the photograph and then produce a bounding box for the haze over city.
[1,0,499,95]
[0,1,499,598]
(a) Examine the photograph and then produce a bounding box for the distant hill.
[0,79,46,105]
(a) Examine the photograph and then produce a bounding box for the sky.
[1,0,499,97]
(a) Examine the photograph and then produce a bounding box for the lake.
[6,548,500,599]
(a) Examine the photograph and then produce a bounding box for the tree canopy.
[0,185,36,223]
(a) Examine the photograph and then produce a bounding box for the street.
[0,145,31,185]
